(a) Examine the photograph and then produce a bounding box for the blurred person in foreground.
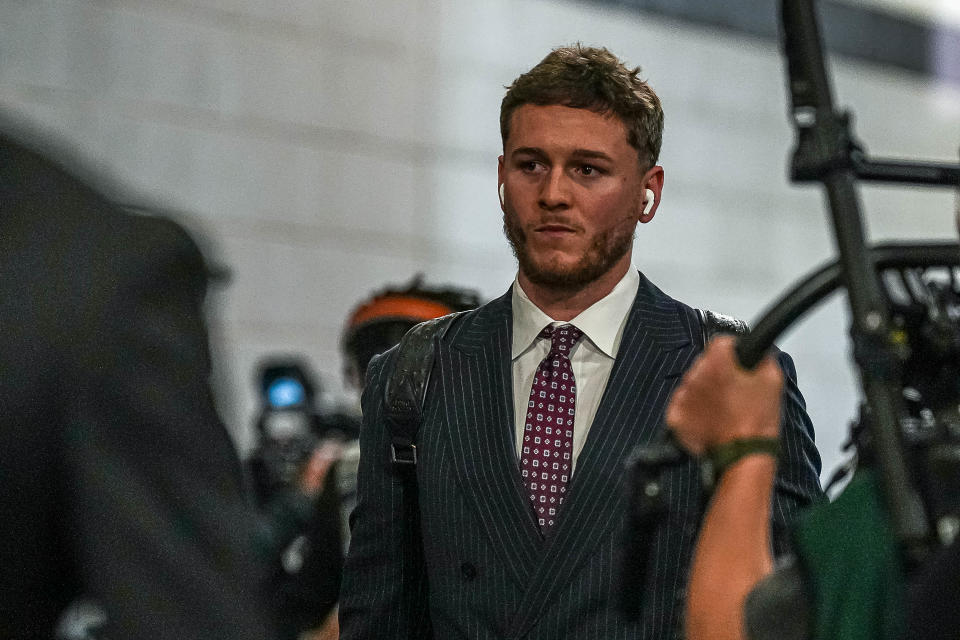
[339,44,822,639]
[667,335,960,640]
[0,126,278,639]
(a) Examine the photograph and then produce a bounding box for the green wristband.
[707,436,781,478]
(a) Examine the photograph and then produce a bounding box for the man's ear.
[639,165,665,224]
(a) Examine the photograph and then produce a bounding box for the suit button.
[460,562,478,580]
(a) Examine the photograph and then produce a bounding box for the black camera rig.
[622,0,960,614]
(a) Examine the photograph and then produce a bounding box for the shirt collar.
[511,267,640,360]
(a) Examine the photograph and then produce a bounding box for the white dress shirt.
[511,268,640,473]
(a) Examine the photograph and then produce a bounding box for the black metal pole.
[852,155,960,187]
[778,0,929,546]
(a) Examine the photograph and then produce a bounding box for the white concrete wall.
[2,0,958,479]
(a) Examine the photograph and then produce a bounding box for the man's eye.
[521,161,540,172]
[579,165,599,176]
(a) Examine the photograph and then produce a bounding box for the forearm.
[686,456,776,640]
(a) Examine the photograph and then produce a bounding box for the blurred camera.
[250,361,321,500]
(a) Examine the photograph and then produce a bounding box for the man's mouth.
[534,223,578,236]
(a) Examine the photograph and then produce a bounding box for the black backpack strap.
[384,311,467,467]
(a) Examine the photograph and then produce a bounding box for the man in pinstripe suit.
[340,45,822,639]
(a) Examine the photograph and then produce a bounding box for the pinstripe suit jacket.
[340,273,822,639]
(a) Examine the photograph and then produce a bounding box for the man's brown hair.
[500,44,664,169]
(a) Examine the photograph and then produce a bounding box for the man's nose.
[538,168,571,211]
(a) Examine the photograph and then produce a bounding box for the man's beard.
[503,209,634,293]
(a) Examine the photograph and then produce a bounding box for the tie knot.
[539,324,583,355]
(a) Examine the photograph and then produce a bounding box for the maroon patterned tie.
[520,324,583,531]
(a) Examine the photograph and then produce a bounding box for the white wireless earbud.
[499,183,505,207]
[643,188,656,216]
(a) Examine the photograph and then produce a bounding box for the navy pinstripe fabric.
[340,272,822,639]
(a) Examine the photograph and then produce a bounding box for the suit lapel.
[438,290,544,587]
[509,273,698,637]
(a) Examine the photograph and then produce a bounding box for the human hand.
[665,335,783,457]
[297,440,344,498]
